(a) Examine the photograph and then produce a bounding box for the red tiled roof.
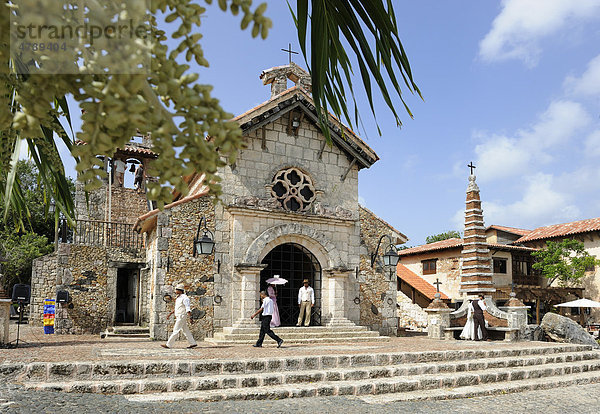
[74,140,157,157]
[398,238,463,256]
[134,174,209,233]
[487,225,531,236]
[396,264,449,300]
[398,238,537,256]
[515,217,600,243]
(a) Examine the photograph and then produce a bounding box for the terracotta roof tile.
[487,225,531,236]
[515,217,600,243]
[398,238,537,256]
[398,238,463,256]
[396,264,449,300]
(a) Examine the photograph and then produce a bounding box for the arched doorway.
[260,243,322,326]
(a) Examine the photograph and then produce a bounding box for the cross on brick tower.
[467,162,476,175]
[281,43,299,64]
[433,278,442,293]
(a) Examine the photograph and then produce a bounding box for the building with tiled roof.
[515,217,600,244]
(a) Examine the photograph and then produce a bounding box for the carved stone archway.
[244,223,343,269]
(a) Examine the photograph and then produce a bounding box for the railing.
[58,219,144,250]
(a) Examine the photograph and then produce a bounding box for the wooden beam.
[261,125,267,150]
[317,139,327,160]
[340,158,357,182]
[536,299,540,324]
[286,110,295,135]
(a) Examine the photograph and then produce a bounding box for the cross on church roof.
[467,162,476,175]
[281,43,299,64]
[433,278,442,293]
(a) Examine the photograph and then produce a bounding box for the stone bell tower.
[259,62,312,98]
[458,170,495,296]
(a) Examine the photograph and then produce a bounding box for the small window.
[423,259,437,275]
[493,258,507,274]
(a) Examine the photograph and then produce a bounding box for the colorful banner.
[43,299,55,334]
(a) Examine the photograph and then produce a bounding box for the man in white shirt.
[297,279,315,327]
[251,291,283,348]
[162,283,197,349]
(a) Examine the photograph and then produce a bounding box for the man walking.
[297,279,314,327]
[471,294,488,341]
[251,291,283,348]
[162,283,197,349]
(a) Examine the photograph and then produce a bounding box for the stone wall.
[146,197,215,340]
[358,206,399,336]
[31,243,146,334]
[75,182,148,224]
[396,290,428,331]
[30,252,58,327]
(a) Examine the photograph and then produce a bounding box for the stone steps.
[101,326,150,339]
[358,371,600,403]
[6,344,591,383]
[104,359,600,402]
[15,344,600,401]
[213,323,382,344]
[23,351,600,396]
[221,325,369,334]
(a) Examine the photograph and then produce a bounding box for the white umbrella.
[556,298,600,308]
[265,275,288,285]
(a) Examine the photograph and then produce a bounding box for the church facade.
[30,64,407,340]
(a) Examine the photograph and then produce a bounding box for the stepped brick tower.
[459,173,495,295]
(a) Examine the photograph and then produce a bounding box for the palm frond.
[294,0,421,141]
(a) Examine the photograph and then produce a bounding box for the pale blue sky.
[48,1,600,246]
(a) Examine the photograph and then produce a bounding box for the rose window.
[271,168,316,212]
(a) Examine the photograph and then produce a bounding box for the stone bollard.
[500,294,530,341]
[424,293,452,340]
[0,299,12,344]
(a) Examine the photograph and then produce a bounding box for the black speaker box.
[56,290,70,303]
[12,284,31,304]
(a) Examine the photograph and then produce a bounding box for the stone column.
[425,294,452,340]
[232,263,265,328]
[323,268,356,327]
[0,299,11,344]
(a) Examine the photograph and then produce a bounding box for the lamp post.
[370,234,400,280]
[193,216,215,256]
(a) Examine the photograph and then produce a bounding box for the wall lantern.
[193,216,215,256]
[370,234,400,280]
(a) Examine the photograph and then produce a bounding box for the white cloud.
[474,100,590,180]
[585,130,600,157]
[564,54,600,96]
[479,0,600,65]
[484,173,580,227]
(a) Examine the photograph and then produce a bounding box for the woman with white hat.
[162,283,197,349]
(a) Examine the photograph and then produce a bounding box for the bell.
[129,163,136,172]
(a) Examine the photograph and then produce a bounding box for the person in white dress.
[460,298,488,340]
[161,283,197,349]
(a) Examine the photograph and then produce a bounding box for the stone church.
[30,63,407,341]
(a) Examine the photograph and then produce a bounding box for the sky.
[39,0,600,247]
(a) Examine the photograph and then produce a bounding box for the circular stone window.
[271,168,316,212]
